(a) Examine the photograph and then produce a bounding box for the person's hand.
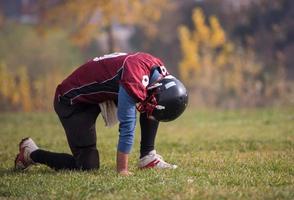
[118,170,133,176]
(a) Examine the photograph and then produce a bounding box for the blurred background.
[0,0,293,112]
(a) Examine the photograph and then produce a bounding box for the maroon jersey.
[55,52,166,105]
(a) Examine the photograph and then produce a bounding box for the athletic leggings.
[30,99,159,170]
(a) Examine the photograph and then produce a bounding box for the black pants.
[30,99,159,171]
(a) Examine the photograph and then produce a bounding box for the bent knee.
[76,148,100,170]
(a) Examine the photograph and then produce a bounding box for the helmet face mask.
[138,75,188,122]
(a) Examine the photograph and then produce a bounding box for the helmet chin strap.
[136,90,165,118]
[136,93,157,117]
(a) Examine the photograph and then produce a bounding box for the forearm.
[116,85,136,175]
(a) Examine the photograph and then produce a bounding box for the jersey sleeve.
[119,58,150,102]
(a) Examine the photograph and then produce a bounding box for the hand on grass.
[118,170,133,176]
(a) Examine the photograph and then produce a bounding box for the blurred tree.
[178,7,289,107]
[0,23,80,111]
[178,8,228,85]
[33,69,64,111]
[197,0,294,79]
[0,23,82,79]
[0,63,30,111]
[39,0,169,52]
[0,63,10,100]
[0,0,292,110]
[0,63,19,111]
[17,67,32,112]
[232,0,294,79]
[130,1,195,75]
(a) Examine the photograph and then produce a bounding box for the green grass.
[0,107,293,199]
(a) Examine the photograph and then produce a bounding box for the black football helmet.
[137,75,188,122]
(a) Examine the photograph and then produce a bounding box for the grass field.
[0,107,293,199]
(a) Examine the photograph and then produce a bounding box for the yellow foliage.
[215,43,233,67]
[178,7,229,85]
[0,63,20,106]
[178,7,275,107]
[178,26,199,84]
[0,63,65,111]
[0,63,9,98]
[32,69,65,111]
[10,78,20,106]
[33,79,43,110]
[209,16,226,48]
[192,8,210,43]
[17,67,32,112]
[44,0,169,47]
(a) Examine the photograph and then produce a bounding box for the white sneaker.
[138,150,177,169]
[14,138,39,170]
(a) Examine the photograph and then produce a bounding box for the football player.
[15,52,188,176]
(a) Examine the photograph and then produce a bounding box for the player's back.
[55,52,164,104]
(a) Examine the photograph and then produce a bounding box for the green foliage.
[0,22,84,111]
[0,23,82,78]
[0,108,293,199]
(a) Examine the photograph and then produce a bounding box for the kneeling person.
[15,52,188,175]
